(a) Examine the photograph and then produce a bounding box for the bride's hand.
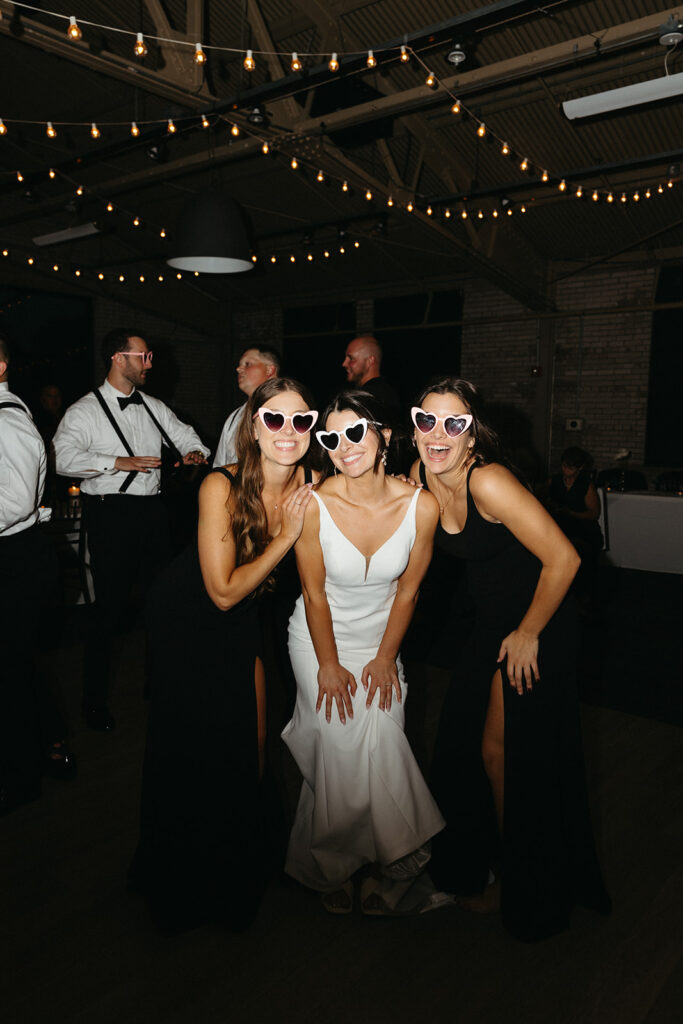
[316,662,357,724]
[361,656,401,711]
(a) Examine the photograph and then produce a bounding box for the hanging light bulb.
[387,195,394,207]
[290,254,296,263]
[177,271,183,278]
[460,210,468,219]
[328,52,339,72]
[575,186,583,198]
[98,272,104,280]
[307,253,314,261]
[75,269,81,277]
[645,188,651,199]
[476,123,486,138]
[106,202,114,212]
[506,207,513,216]
[520,204,527,213]
[450,101,461,115]
[17,171,23,182]
[541,169,549,183]
[261,141,269,154]
[167,118,176,134]
[339,245,345,254]
[0,119,6,135]
[290,157,298,170]
[426,205,433,216]
[53,263,59,272]
[67,16,82,41]
[201,114,210,128]
[658,184,664,194]
[134,33,147,58]
[291,52,302,72]
[477,209,484,219]
[354,240,360,248]
[501,142,510,156]
[365,188,372,201]
[270,255,277,264]
[425,70,436,87]
[592,190,600,202]
[558,179,566,192]
[131,121,140,136]
[76,185,84,196]
[406,200,414,212]
[367,50,377,69]
[492,208,499,218]
[28,257,34,265]
[46,122,57,138]
[160,228,166,238]
[620,192,627,203]
[668,179,674,188]
[444,207,451,218]
[520,157,529,171]
[342,180,349,192]
[194,43,207,64]
[118,274,125,282]
[48,168,56,179]
[91,122,100,139]
[231,123,240,137]
[323,250,330,258]
[133,217,140,227]
[633,191,640,202]
[606,192,614,203]
[400,45,409,62]
[243,49,255,72]
[316,169,324,182]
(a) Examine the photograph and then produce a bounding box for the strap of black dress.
[210,467,235,482]
[418,462,428,489]
[304,465,313,484]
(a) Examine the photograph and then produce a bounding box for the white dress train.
[283,489,445,892]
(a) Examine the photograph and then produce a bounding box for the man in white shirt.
[0,334,62,812]
[213,346,280,466]
[54,328,210,731]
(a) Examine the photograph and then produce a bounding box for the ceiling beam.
[0,1,214,107]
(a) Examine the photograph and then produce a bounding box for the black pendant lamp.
[167,191,253,274]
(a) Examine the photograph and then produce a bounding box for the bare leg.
[254,656,266,781]
[457,670,504,913]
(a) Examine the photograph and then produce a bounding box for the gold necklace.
[434,479,456,516]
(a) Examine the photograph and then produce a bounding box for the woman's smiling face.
[323,409,380,478]
[253,389,313,466]
[414,391,474,475]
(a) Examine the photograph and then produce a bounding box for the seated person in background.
[545,446,602,597]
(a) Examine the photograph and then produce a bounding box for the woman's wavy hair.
[414,377,503,467]
[230,377,315,570]
[316,389,389,485]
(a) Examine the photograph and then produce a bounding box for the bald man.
[342,335,400,421]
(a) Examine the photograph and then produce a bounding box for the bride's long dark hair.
[231,377,315,568]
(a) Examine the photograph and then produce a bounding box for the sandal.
[360,876,392,916]
[321,880,354,915]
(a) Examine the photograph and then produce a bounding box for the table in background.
[600,490,683,574]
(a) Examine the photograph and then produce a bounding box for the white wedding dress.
[283,488,445,892]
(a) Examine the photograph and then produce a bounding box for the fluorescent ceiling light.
[32,222,100,246]
[563,72,683,119]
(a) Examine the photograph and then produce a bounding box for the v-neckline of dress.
[316,490,417,581]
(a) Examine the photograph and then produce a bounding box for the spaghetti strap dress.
[283,489,445,892]
[421,462,610,940]
[130,468,268,931]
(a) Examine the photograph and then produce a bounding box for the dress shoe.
[44,741,78,780]
[83,705,116,732]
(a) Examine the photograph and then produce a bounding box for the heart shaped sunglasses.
[316,417,380,451]
[253,408,319,434]
[411,406,473,438]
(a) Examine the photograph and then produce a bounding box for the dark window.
[645,268,683,466]
[283,302,355,407]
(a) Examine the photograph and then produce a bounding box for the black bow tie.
[118,391,143,411]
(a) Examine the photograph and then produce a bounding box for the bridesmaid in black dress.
[130,378,318,931]
[410,377,610,940]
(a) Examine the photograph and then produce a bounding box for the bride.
[282,389,445,914]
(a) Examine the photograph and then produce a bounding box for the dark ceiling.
[1,0,682,332]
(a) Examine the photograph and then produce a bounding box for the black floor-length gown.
[422,463,610,940]
[130,469,270,931]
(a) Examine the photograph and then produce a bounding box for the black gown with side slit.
[130,468,268,931]
[421,462,610,940]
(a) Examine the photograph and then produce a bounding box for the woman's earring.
[381,450,387,467]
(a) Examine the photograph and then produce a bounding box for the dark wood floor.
[3,622,682,1024]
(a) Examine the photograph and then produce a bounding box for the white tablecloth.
[600,490,683,574]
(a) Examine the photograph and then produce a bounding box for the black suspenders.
[91,390,183,494]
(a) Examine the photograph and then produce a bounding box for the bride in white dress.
[282,390,445,913]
